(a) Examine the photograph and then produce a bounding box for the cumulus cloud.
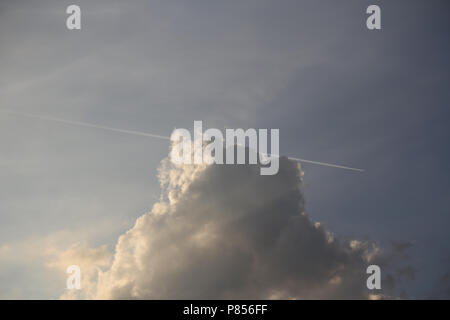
[73,147,384,299]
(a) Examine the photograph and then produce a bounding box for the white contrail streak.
[287,157,364,172]
[0,109,169,141]
[1,109,364,172]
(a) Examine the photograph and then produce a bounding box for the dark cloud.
[390,241,414,256]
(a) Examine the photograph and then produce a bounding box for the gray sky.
[0,0,449,298]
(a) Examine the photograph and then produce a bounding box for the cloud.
[47,243,111,300]
[0,227,116,299]
[390,241,414,256]
[80,147,384,299]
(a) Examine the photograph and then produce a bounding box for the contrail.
[0,109,169,141]
[286,157,364,172]
[1,109,364,172]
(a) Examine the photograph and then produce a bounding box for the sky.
[0,0,449,299]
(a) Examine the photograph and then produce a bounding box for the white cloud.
[86,151,382,299]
